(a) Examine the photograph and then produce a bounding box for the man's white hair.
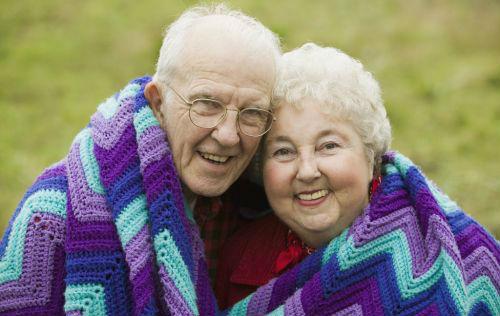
[152,3,281,86]
[273,43,392,174]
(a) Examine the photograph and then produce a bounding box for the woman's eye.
[272,148,295,160]
[320,142,339,152]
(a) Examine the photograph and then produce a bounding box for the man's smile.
[198,151,232,164]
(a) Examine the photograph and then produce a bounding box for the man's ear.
[144,82,164,121]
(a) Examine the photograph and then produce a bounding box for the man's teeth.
[200,153,229,163]
[297,190,329,201]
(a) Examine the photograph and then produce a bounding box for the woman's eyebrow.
[266,135,291,144]
[317,127,349,141]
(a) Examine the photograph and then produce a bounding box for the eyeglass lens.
[189,99,272,136]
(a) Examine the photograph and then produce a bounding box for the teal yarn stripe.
[0,189,66,283]
[227,295,251,316]
[115,194,149,247]
[118,83,141,103]
[134,106,160,138]
[467,275,500,313]
[267,305,285,316]
[97,96,120,120]
[154,229,198,315]
[64,284,107,316]
[77,128,105,195]
[321,229,345,266]
[331,228,497,314]
[97,83,141,119]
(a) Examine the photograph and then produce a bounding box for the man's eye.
[191,99,223,116]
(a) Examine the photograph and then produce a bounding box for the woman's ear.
[144,82,164,121]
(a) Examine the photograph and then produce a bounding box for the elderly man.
[0,4,279,315]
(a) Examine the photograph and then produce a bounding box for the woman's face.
[263,99,372,248]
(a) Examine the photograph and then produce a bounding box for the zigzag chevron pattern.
[0,162,68,315]
[226,152,500,315]
[63,76,204,315]
[0,77,497,315]
[0,77,214,315]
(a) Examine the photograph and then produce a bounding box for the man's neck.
[182,185,198,210]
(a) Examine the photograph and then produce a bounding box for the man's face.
[153,19,276,197]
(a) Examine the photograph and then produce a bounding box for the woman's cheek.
[263,160,293,203]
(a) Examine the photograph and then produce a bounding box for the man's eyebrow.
[188,91,221,101]
[247,102,270,110]
[266,135,291,144]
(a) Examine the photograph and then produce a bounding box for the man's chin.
[186,179,231,198]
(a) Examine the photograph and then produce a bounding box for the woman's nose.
[296,156,321,182]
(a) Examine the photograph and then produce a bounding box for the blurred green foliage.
[1,0,499,237]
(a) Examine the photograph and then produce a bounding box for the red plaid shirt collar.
[193,195,240,282]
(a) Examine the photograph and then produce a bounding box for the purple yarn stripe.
[247,278,277,314]
[195,257,216,316]
[352,206,430,273]
[158,266,194,316]
[65,198,121,253]
[456,223,500,264]
[297,272,323,314]
[37,159,67,181]
[413,187,447,238]
[91,99,135,150]
[137,125,169,174]
[141,151,186,225]
[187,222,205,290]
[0,213,65,314]
[267,263,300,311]
[67,142,111,222]
[130,259,155,316]
[283,288,306,316]
[463,247,500,290]
[313,276,384,316]
[333,304,362,316]
[125,225,153,279]
[415,303,440,316]
[123,225,156,316]
[368,189,412,221]
[93,124,139,189]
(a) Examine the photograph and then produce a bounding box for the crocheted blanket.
[225,153,500,315]
[0,77,213,315]
[0,77,498,315]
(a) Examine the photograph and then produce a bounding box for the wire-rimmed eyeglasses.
[168,85,275,137]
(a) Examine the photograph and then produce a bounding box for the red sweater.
[216,213,313,309]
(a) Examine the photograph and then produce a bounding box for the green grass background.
[1,0,499,237]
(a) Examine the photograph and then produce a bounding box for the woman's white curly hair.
[271,42,392,175]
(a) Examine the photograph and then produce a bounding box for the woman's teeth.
[297,189,329,201]
[200,152,229,163]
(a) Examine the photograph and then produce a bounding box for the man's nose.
[211,109,240,147]
[296,155,321,183]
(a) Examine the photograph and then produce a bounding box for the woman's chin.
[298,226,338,248]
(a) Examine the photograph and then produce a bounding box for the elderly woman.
[215,43,499,315]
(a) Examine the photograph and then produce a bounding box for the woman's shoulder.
[216,213,288,308]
